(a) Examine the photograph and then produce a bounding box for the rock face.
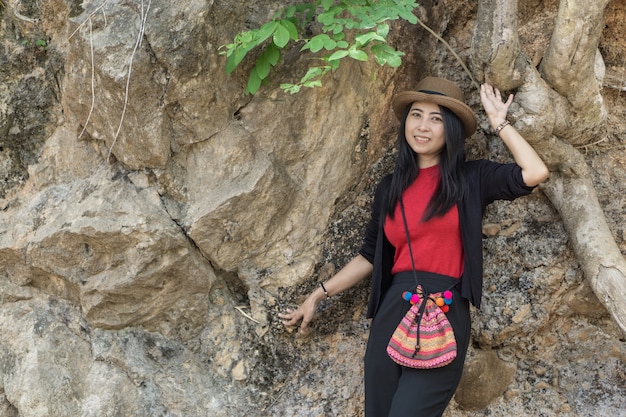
[0,0,625,416]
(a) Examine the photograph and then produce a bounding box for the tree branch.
[538,0,610,145]
[540,0,610,112]
[541,170,626,335]
[470,0,527,90]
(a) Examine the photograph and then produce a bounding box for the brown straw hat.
[392,77,477,138]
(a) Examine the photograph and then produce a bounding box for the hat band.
[418,89,446,96]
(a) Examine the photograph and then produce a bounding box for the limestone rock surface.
[0,0,624,416]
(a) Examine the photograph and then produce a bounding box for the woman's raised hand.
[480,83,513,128]
[479,83,549,187]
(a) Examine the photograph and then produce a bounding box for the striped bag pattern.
[387,293,457,369]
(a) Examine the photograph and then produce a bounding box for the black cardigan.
[358,159,536,319]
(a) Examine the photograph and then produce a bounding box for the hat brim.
[392,91,477,138]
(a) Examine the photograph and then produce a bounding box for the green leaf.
[332,32,346,42]
[348,49,368,61]
[359,16,376,29]
[318,11,334,26]
[256,21,279,44]
[273,23,291,48]
[280,19,299,40]
[301,66,326,82]
[308,34,329,53]
[303,80,323,88]
[281,83,301,94]
[398,9,418,24]
[225,54,237,74]
[355,32,384,46]
[320,0,334,11]
[265,43,280,66]
[323,38,337,50]
[377,23,390,38]
[225,47,249,74]
[238,31,254,45]
[327,49,349,61]
[371,43,405,67]
[285,5,297,18]
[256,54,271,79]
[245,68,262,94]
[386,54,402,67]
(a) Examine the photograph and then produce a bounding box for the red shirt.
[383,165,464,278]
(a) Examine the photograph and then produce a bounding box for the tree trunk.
[470,0,626,335]
[542,166,626,333]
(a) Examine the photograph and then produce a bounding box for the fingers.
[480,84,497,107]
[278,308,300,326]
[279,308,306,330]
[279,307,314,334]
[299,317,312,333]
[481,83,514,104]
[480,83,489,98]
[481,83,499,101]
[481,83,514,124]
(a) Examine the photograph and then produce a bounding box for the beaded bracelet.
[495,119,511,136]
[320,282,330,299]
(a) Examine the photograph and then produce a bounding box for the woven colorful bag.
[387,287,457,369]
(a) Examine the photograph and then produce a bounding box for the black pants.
[364,272,471,417]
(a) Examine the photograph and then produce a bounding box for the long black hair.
[384,104,467,221]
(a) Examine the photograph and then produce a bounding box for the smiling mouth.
[413,136,430,143]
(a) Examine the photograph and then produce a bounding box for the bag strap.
[400,197,433,355]
[399,197,421,289]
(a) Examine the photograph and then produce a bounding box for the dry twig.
[234,306,261,324]
[107,0,152,163]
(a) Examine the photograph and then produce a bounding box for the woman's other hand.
[278,255,373,335]
[278,291,323,334]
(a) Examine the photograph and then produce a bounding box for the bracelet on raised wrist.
[495,120,511,136]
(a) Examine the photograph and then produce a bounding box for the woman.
[279,77,549,416]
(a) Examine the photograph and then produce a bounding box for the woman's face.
[404,101,446,167]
